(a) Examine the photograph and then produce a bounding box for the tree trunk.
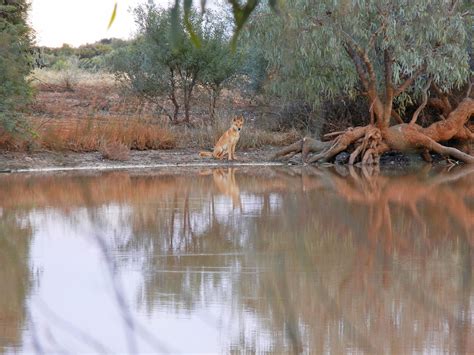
[183,76,197,125]
[209,86,221,126]
[184,91,191,124]
[169,68,180,124]
[170,92,179,124]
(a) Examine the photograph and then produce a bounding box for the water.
[0,165,473,354]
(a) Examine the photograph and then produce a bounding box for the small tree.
[0,0,33,134]
[109,37,180,120]
[109,2,240,124]
[199,17,242,124]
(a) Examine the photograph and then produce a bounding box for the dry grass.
[238,128,300,149]
[178,119,300,150]
[0,132,29,151]
[0,71,300,153]
[36,118,176,152]
[99,140,130,161]
[30,68,115,90]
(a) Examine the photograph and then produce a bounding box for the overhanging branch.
[394,65,426,96]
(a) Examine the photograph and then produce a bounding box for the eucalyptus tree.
[0,0,33,134]
[253,0,474,164]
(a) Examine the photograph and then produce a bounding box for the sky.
[29,0,158,47]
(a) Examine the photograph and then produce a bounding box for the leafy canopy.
[249,0,471,107]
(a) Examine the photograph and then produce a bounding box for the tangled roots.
[348,126,386,165]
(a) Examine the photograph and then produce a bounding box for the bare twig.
[465,78,473,98]
[323,130,349,139]
[369,97,376,125]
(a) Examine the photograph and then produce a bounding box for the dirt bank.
[0,147,448,173]
[0,147,284,172]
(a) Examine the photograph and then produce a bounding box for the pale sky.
[29,0,167,47]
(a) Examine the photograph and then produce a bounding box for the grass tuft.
[99,140,130,161]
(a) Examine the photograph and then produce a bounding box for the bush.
[0,0,33,135]
[99,140,130,161]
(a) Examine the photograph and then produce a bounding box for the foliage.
[0,0,33,134]
[106,0,281,48]
[198,15,243,121]
[250,0,471,115]
[108,1,242,123]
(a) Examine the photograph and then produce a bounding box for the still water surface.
[0,166,473,354]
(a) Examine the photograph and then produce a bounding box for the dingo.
[199,116,244,160]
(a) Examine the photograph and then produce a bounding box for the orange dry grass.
[36,118,176,151]
[0,132,28,151]
[99,140,130,161]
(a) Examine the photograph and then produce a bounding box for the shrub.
[99,140,130,161]
[0,0,33,135]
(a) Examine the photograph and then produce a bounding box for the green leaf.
[228,0,259,50]
[183,0,201,48]
[107,2,117,30]
[170,0,181,47]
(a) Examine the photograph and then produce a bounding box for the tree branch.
[448,0,459,15]
[430,81,453,114]
[465,78,473,98]
[343,43,369,91]
[383,48,394,124]
[384,49,393,100]
[391,109,404,124]
[367,23,386,50]
[410,78,432,125]
[341,31,376,86]
[394,65,426,96]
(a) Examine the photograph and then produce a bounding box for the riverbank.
[0,147,286,172]
[0,146,451,173]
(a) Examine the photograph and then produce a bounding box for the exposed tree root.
[274,98,474,165]
[272,137,331,162]
[306,126,368,163]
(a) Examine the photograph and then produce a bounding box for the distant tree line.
[34,38,129,72]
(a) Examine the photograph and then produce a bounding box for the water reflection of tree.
[1,167,473,353]
[0,211,33,352]
[255,165,474,353]
[96,165,470,353]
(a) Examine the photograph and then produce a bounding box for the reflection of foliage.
[0,211,33,350]
[125,166,474,352]
[1,166,473,352]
